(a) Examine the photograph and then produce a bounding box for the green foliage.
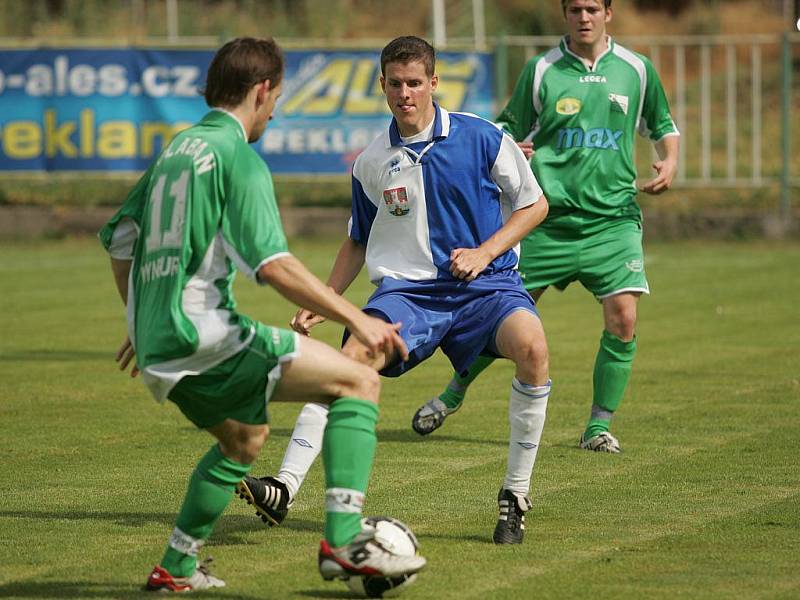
[1,237,799,598]
[0,176,352,208]
[0,177,136,207]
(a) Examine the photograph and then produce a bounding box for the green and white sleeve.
[640,58,679,142]
[220,150,290,283]
[495,57,540,141]
[98,163,154,259]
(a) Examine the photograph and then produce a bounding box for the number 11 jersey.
[99,110,289,402]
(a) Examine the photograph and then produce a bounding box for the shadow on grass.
[0,349,111,362]
[0,580,262,599]
[376,428,506,446]
[0,510,323,542]
[0,509,177,528]
[297,591,362,599]
[214,517,323,540]
[417,531,493,544]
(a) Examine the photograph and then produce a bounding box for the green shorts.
[167,322,299,429]
[518,217,649,299]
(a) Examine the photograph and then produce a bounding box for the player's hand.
[640,158,678,195]
[116,336,139,378]
[517,141,535,160]
[450,247,492,282]
[350,315,409,363]
[290,308,327,336]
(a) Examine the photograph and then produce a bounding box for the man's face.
[250,80,282,143]
[381,60,438,136]
[564,0,611,47]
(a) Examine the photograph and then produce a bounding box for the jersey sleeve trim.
[652,130,681,143]
[221,230,291,283]
[253,252,293,286]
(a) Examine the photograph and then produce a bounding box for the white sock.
[276,402,329,499]
[503,377,550,495]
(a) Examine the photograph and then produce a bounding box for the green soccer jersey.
[497,36,678,224]
[99,110,289,401]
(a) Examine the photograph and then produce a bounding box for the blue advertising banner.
[0,48,493,175]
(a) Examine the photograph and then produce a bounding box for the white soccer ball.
[345,516,420,598]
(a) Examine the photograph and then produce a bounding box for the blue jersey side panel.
[350,175,378,245]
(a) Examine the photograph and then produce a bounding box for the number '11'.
[145,170,189,252]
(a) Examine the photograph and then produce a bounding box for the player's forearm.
[479,196,548,259]
[326,237,366,294]
[655,134,680,164]
[258,255,365,330]
[110,258,132,305]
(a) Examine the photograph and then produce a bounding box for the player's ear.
[379,75,386,93]
[254,79,270,107]
[430,74,439,91]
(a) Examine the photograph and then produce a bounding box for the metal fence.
[1,31,797,214]
[495,33,799,216]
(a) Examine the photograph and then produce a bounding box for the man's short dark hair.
[561,0,612,14]
[204,37,284,108]
[380,36,435,77]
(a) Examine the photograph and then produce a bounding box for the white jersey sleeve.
[490,133,543,213]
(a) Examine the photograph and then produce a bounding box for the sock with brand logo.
[584,330,636,439]
[439,355,496,410]
[503,378,550,495]
[160,444,250,577]
[277,402,328,499]
[322,397,378,548]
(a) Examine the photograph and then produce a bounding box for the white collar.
[211,107,248,140]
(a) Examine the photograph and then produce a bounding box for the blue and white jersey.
[350,104,544,284]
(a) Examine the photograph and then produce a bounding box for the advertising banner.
[0,48,493,175]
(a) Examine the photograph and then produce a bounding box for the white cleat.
[318,525,426,581]
[579,431,622,453]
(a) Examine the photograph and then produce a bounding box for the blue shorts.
[348,271,538,377]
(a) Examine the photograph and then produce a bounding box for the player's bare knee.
[620,313,637,340]
[513,337,549,383]
[240,431,269,464]
[608,315,636,341]
[349,364,380,403]
[221,423,269,465]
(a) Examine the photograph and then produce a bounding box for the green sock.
[160,444,250,577]
[322,397,378,548]
[585,330,637,439]
[439,354,496,409]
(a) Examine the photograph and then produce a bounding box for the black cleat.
[492,488,532,544]
[236,475,294,526]
[411,397,461,436]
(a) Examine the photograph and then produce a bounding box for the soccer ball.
[345,516,421,598]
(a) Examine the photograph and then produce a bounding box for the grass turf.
[1,237,798,599]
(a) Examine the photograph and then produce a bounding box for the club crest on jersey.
[556,97,582,115]
[383,187,410,216]
[609,93,629,115]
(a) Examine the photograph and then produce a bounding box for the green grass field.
[1,237,799,599]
